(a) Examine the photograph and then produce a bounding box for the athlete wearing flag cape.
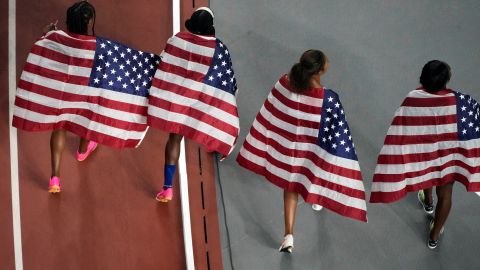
[370,60,480,249]
[148,7,239,202]
[12,1,159,193]
[236,50,367,253]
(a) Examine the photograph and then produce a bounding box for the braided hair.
[288,50,327,93]
[66,1,96,35]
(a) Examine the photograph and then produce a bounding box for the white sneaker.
[312,204,323,211]
[279,234,294,253]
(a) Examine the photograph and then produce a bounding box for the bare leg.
[430,183,454,240]
[165,133,183,165]
[78,137,90,153]
[423,187,434,205]
[283,190,299,236]
[50,130,66,177]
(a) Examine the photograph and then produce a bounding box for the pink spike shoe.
[155,187,173,203]
[48,176,61,193]
[76,141,98,161]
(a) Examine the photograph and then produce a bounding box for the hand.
[42,20,58,35]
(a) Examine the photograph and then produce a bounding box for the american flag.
[147,32,239,157]
[237,76,367,222]
[370,89,480,203]
[12,30,159,148]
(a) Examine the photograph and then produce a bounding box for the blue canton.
[317,89,358,160]
[455,91,480,140]
[88,37,161,97]
[203,39,237,95]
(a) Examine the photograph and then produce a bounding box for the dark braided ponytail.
[288,50,326,93]
[66,1,96,35]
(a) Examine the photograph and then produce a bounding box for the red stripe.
[391,114,457,126]
[256,112,318,143]
[369,173,480,203]
[150,78,238,116]
[164,43,212,66]
[264,99,320,129]
[148,116,232,157]
[377,147,480,164]
[278,75,325,98]
[12,117,139,148]
[175,32,217,48]
[14,97,147,132]
[271,88,322,115]
[401,95,456,107]
[373,159,480,183]
[237,154,367,222]
[18,79,148,115]
[384,132,458,145]
[44,31,96,51]
[241,140,365,198]
[157,62,205,82]
[31,44,93,68]
[24,62,90,85]
[148,95,238,137]
[247,126,362,180]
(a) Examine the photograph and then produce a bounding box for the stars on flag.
[203,39,237,95]
[318,90,357,160]
[456,91,480,140]
[89,37,160,97]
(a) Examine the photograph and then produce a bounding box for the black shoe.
[427,219,444,250]
[427,238,438,249]
[418,190,434,215]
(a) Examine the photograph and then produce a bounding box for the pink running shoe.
[48,176,61,193]
[155,188,173,203]
[76,141,98,161]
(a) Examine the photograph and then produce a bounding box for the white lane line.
[476,192,480,197]
[9,0,24,269]
[173,1,195,269]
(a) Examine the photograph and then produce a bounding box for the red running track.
[0,1,223,269]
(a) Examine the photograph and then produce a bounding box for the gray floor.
[211,1,480,269]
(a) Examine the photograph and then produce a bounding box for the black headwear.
[185,7,215,36]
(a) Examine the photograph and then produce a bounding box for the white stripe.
[379,138,480,155]
[8,0,24,268]
[26,53,92,77]
[15,88,147,124]
[395,105,456,117]
[251,120,360,170]
[408,89,455,98]
[150,88,239,128]
[14,107,147,140]
[268,91,322,122]
[152,71,237,106]
[375,152,480,174]
[245,133,364,190]
[170,34,215,57]
[259,104,319,137]
[371,166,480,192]
[386,123,457,136]
[36,34,96,59]
[172,1,194,269]
[161,51,210,74]
[52,30,96,43]
[148,105,236,145]
[275,79,323,106]
[20,71,148,106]
[239,148,366,210]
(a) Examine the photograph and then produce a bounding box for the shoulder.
[324,88,340,101]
